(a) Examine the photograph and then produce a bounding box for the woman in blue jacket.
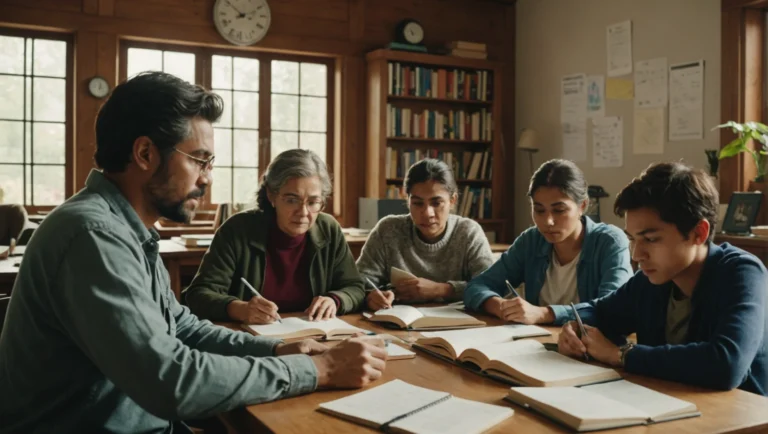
[464,159,632,325]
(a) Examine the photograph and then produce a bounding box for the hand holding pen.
[240,277,283,324]
[365,277,394,311]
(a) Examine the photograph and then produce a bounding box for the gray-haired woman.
[185,149,365,324]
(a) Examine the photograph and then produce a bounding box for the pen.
[240,277,282,323]
[570,302,589,361]
[504,280,521,299]
[365,277,392,309]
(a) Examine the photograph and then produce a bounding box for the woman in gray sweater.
[356,159,495,310]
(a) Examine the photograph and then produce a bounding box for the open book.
[171,234,214,247]
[505,380,700,431]
[243,317,370,341]
[319,379,514,434]
[367,305,485,330]
[391,266,417,284]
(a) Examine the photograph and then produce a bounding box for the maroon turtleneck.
[260,225,314,312]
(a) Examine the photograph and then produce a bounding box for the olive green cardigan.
[184,209,365,320]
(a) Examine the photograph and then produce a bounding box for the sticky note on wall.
[606,79,634,100]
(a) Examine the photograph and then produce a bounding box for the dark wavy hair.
[527,159,589,204]
[404,159,458,196]
[94,71,223,173]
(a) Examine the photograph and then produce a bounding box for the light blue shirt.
[0,170,318,433]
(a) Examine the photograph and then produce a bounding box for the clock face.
[213,0,271,46]
[88,77,109,99]
[404,22,424,44]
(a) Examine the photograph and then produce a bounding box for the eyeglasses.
[279,195,325,213]
[173,148,215,174]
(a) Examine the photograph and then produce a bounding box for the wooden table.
[715,233,768,267]
[220,313,768,434]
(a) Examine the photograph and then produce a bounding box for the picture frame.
[721,192,763,235]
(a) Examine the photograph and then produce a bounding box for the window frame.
[119,40,337,214]
[0,27,74,214]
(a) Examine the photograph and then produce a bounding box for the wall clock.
[88,76,110,99]
[213,0,271,46]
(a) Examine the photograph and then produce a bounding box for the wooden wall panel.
[0,0,514,228]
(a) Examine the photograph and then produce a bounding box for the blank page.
[510,387,648,421]
[468,339,546,362]
[246,317,366,337]
[581,380,697,420]
[391,397,514,434]
[387,344,416,360]
[373,305,424,326]
[420,325,551,357]
[417,306,479,319]
[319,379,450,426]
[494,351,620,386]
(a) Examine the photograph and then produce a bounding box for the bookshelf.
[365,49,507,240]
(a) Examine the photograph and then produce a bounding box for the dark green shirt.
[185,209,365,321]
[0,170,317,433]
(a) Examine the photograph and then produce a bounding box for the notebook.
[505,380,700,431]
[243,317,370,341]
[386,343,417,360]
[171,236,212,247]
[391,266,417,284]
[318,379,514,434]
[367,305,486,330]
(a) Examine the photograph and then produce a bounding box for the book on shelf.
[385,148,492,181]
[318,379,514,434]
[446,41,488,52]
[366,305,486,330]
[413,326,621,387]
[386,42,428,53]
[386,106,493,141]
[505,380,700,431]
[387,62,493,101]
[242,317,370,342]
[171,234,214,247]
[449,49,488,60]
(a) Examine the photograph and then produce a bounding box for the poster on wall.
[592,116,623,168]
[561,74,587,161]
[587,75,605,118]
[669,60,704,141]
[635,57,668,108]
[607,20,633,77]
[633,107,665,154]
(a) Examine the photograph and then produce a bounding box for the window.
[121,42,333,206]
[0,30,72,206]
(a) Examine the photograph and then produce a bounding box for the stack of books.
[447,41,487,60]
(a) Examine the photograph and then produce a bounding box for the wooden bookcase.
[364,49,507,240]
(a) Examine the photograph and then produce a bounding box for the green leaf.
[745,121,768,134]
[712,121,744,132]
[749,130,768,144]
[718,138,748,159]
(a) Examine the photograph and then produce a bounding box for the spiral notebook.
[318,379,514,434]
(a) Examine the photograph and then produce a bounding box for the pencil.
[570,302,589,361]
[365,277,392,309]
[240,277,282,323]
[504,280,521,299]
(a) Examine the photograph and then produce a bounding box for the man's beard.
[146,165,206,224]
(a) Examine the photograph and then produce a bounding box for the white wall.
[514,0,721,235]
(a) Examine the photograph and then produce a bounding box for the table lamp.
[517,128,539,174]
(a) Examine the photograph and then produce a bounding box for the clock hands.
[225,0,246,18]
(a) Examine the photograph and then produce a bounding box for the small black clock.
[395,19,424,45]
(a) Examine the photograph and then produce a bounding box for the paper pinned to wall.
[635,57,668,108]
[561,74,587,162]
[592,116,623,168]
[669,60,704,141]
[587,75,605,118]
[607,21,633,77]
[606,78,634,100]
[633,108,665,154]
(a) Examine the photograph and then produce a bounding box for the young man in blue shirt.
[559,162,768,396]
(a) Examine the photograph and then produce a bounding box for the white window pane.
[271,131,298,159]
[233,57,259,91]
[0,121,24,163]
[0,36,25,74]
[33,123,65,164]
[25,39,32,76]
[0,165,23,204]
[127,48,162,78]
[163,51,195,84]
[24,77,31,120]
[233,129,258,167]
[213,127,232,166]
[272,60,298,94]
[33,78,66,122]
[24,122,31,162]
[300,133,326,164]
[33,39,67,78]
[271,94,298,130]
[300,96,326,132]
[32,165,64,205]
[233,91,258,128]
[0,76,24,120]
[233,167,258,204]
[212,55,232,89]
[300,63,326,97]
[216,90,232,128]
[212,167,232,204]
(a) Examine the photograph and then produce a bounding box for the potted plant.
[712,121,768,225]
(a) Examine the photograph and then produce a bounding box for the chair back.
[0,205,28,246]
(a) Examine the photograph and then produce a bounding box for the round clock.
[88,76,110,99]
[213,0,271,46]
[396,19,424,45]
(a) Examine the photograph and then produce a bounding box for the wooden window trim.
[720,0,768,202]
[0,27,74,215]
[118,40,339,216]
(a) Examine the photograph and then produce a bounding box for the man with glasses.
[0,72,386,433]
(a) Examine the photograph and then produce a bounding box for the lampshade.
[517,128,539,152]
